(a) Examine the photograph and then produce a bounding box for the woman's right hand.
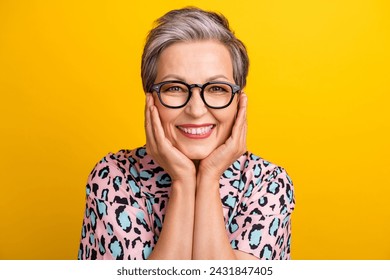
[144,93,196,185]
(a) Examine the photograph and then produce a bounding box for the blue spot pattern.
[269,217,280,237]
[78,147,294,260]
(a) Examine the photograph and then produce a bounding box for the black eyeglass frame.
[149,80,241,109]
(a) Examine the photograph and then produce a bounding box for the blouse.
[78,146,295,260]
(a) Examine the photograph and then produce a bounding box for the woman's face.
[152,40,239,160]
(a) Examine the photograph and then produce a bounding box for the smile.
[176,124,215,139]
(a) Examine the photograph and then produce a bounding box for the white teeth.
[178,125,213,135]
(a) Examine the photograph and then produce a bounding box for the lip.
[176,124,215,139]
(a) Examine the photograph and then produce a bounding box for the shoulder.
[85,146,151,202]
[86,146,170,202]
[248,152,288,179]
[223,151,291,185]
[89,146,151,178]
[246,152,293,190]
[221,151,295,215]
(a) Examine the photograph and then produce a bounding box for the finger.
[145,93,157,150]
[149,104,168,147]
[144,93,151,130]
[240,94,248,150]
[231,93,247,155]
[241,119,248,150]
[231,93,247,139]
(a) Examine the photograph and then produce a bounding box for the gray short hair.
[141,7,249,92]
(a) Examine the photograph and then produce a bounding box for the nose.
[184,87,208,117]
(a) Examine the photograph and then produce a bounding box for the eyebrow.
[159,74,231,83]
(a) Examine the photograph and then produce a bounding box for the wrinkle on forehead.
[155,40,234,84]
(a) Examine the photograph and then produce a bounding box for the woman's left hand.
[198,93,248,181]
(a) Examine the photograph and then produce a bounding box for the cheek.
[215,106,238,132]
[154,103,179,135]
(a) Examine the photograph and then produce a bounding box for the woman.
[78,7,295,260]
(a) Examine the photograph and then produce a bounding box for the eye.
[206,84,231,94]
[166,86,183,92]
[210,86,226,92]
[160,83,188,93]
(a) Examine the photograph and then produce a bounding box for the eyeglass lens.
[159,82,233,108]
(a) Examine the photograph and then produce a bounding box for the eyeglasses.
[149,80,241,109]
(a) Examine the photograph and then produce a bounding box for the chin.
[180,146,214,160]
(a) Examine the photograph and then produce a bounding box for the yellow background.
[0,0,389,260]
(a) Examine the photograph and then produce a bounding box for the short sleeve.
[228,166,295,259]
[78,155,155,260]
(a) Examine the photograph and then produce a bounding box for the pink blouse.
[78,146,295,259]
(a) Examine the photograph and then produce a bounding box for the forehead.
[155,40,234,83]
